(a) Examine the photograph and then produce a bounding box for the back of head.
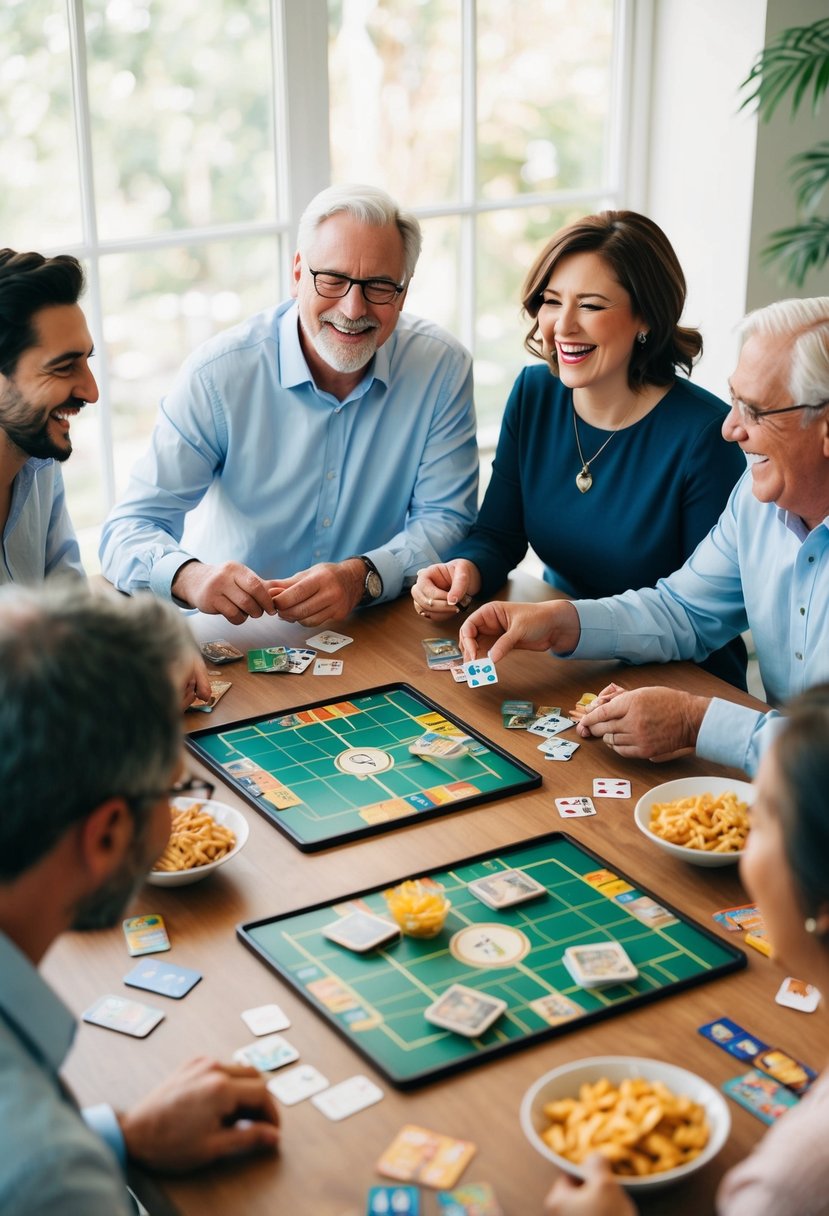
[0,581,191,880]
[0,249,85,377]
[296,183,423,282]
[775,684,829,926]
[521,210,701,388]
[739,297,829,409]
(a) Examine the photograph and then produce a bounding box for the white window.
[2,0,631,569]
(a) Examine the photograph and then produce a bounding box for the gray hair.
[739,297,829,418]
[296,183,423,282]
[0,581,192,879]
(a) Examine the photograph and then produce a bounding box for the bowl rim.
[149,797,249,882]
[633,776,754,864]
[520,1054,731,1189]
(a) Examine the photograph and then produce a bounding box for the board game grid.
[239,832,746,1088]
[187,683,540,851]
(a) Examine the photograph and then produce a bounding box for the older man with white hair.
[460,297,829,776]
[100,183,478,626]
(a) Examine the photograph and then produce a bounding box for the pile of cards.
[200,639,244,664]
[409,732,469,761]
[562,942,638,988]
[421,637,463,669]
[424,984,507,1037]
[467,868,546,910]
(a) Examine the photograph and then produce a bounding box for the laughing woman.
[411,211,747,688]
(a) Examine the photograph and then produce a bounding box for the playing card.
[186,678,232,713]
[234,1033,299,1072]
[82,994,164,1038]
[466,869,546,909]
[753,1047,816,1095]
[200,639,244,664]
[562,942,638,988]
[124,958,202,999]
[462,658,497,688]
[306,630,353,653]
[722,1069,800,1125]
[450,664,468,683]
[775,977,821,1013]
[409,732,468,760]
[592,778,631,799]
[122,914,170,956]
[247,646,290,673]
[555,796,596,818]
[367,1186,420,1215]
[540,739,579,760]
[322,910,400,952]
[377,1124,476,1189]
[528,714,575,738]
[267,1063,329,1106]
[505,713,537,730]
[423,984,507,1037]
[422,638,463,664]
[698,1017,769,1062]
[241,1004,291,1035]
[311,1074,384,1120]
[712,903,762,931]
[436,1182,503,1215]
[284,647,316,674]
[313,658,343,675]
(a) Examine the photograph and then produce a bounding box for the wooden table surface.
[44,577,828,1215]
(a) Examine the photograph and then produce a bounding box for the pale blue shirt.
[1,458,85,585]
[0,932,131,1216]
[99,302,478,601]
[567,470,829,775]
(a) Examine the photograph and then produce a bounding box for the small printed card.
[311,1074,384,1121]
[423,984,507,1037]
[124,958,202,999]
[462,659,497,688]
[322,911,400,953]
[233,1033,299,1072]
[186,678,232,713]
[698,1017,769,1062]
[775,977,821,1013]
[247,646,290,673]
[555,796,596,818]
[313,658,343,676]
[562,942,638,988]
[528,713,574,738]
[267,1064,329,1106]
[284,647,317,674]
[367,1186,420,1216]
[541,739,579,761]
[240,1004,291,1036]
[83,994,164,1038]
[306,631,353,653]
[122,914,170,956]
[722,1069,800,1125]
[466,869,546,910]
[377,1124,476,1189]
[592,778,631,799]
[436,1183,502,1215]
[200,639,244,664]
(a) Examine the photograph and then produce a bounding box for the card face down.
[562,942,638,988]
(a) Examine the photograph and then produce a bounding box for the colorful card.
[753,1047,816,1095]
[82,994,164,1038]
[313,658,344,675]
[367,1185,420,1215]
[234,1033,299,1072]
[423,985,507,1037]
[543,739,579,761]
[267,1063,329,1106]
[241,1004,291,1036]
[775,977,821,1013]
[322,911,400,953]
[712,903,762,932]
[450,665,468,683]
[423,638,463,665]
[462,659,497,688]
[247,646,290,673]
[200,639,244,664]
[592,778,631,799]
[436,1182,502,1215]
[698,1017,769,1062]
[186,678,232,713]
[466,869,546,910]
[528,713,575,738]
[123,958,202,999]
[377,1124,476,1189]
[562,942,638,988]
[284,647,317,674]
[409,732,469,760]
[504,713,537,730]
[122,914,170,956]
[501,699,533,717]
[306,631,353,653]
[555,796,596,818]
[723,1069,800,1125]
[311,1074,384,1121]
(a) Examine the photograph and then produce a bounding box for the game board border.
[237,830,747,1089]
[186,681,542,852]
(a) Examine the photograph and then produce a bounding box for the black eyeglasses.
[732,397,829,425]
[308,268,405,305]
[168,775,216,802]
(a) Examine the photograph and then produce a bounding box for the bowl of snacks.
[520,1056,730,1191]
[634,776,754,867]
[383,878,451,938]
[148,798,249,886]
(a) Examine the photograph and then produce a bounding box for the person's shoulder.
[393,312,471,363]
[664,377,730,421]
[183,303,287,376]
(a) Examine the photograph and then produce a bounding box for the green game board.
[187,683,540,851]
[239,833,746,1088]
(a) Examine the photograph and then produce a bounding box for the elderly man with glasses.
[100,184,478,626]
[459,297,829,776]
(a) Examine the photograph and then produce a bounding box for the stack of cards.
[409,732,469,760]
[200,639,244,664]
[422,637,463,669]
[467,868,546,909]
[424,984,507,1037]
[322,910,400,953]
[562,942,638,988]
[247,646,290,673]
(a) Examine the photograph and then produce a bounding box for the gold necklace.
[572,402,635,493]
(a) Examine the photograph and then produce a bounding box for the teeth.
[745,452,768,465]
[559,343,594,353]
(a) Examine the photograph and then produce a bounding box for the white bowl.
[634,776,754,868]
[147,797,249,886]
[520,1055,730,1191]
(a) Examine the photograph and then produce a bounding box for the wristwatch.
[356,555,383,605]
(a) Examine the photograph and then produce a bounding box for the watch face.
[365,570,383,599]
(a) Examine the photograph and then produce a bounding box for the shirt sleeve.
[696,697,786,777]
[83,1104,127,1168]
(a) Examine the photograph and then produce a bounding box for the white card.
[462,658,497,688]
[555,796,596,818]
[542,739,579,761]
[450,664,468,682]
[267,1064,330,1105]
[311,1074,384,1121]
[528,714,575,738]
[593,778,631,799]
[775,977,821,1013]
[306,631,353,653]
[240,1003,291,1036]
[284,648,316,674]
[313,658,343,675]
[233,1033,299,1071]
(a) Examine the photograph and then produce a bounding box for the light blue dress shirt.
[0,457,85,585]
[99,301,478,601]
[0,932,131,1216]
[568,470,829,774]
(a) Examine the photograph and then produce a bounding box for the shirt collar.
[777,506,829,541]
[276,302,392,399]
[0,931,75,1075]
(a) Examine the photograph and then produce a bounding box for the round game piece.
[449,924,531,968]
[334,747,395,775]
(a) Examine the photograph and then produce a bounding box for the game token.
[322,910,400,953]
[562,942,638,988]
[466,868,546,909]
[424,984,507,1037]
[377,1124,476,1189]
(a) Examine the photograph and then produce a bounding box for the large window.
[2,0,630,570]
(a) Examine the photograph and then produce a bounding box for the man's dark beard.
[0,382,85,462]
[71,820,154,932]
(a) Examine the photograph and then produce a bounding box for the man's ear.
[76,798,134,884]
[290,251,303,299]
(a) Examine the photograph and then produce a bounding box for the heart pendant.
[576,468,593,493]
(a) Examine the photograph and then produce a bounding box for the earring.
[636,331,647,345]
[805,917,819,934]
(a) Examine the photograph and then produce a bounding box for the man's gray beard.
[311,313,379,374]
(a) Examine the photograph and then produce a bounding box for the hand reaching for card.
[459,600,581,665]
[544,1153,637,1216]
[576,685,710,761]
[119,1056,280,1173]
[411,560,479,620]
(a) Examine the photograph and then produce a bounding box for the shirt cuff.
[559,600,618,659]
[150,550,200,603]
[83,1103,127,1168]
[696,698,766,776]
[362,547,403,603]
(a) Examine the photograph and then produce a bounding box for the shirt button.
[808,555,815,563]
[322,518,331,527]
[314,550,321,557]
[327,470,335,480]
[795,651,803,660]
[800,606,806,615]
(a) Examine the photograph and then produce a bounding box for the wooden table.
[44,578,828,1215]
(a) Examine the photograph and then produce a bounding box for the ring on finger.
[605,732,615,748]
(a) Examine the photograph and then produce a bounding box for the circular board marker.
[334,747,395,775]
[449,923,531,968]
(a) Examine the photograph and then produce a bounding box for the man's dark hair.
[0,250,85,377]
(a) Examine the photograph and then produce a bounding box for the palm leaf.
[789,143,829,212]
[762,218,829,287]
[740,18,829,121]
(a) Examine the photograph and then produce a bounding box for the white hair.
[739,297,829,414]
[296,183,423,282]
